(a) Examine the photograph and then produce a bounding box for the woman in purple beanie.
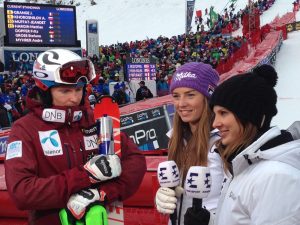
[155,62,224,225]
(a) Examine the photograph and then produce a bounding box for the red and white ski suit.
[5,91,146,225]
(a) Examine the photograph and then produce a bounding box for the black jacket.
[136,86,153,101]
[0,105,10,128]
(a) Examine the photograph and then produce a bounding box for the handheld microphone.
[184,166,211,211]
[157,160,180,225]
[157,160,180,188]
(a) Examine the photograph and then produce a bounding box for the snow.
[0,0,299,128]
[273,30,300,129]
[260,0,296,26]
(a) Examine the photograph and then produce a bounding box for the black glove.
[184,206,210,225]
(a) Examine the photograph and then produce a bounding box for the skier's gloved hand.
[67,188,100,220]
[184,206,211,225]
[84,154,122,183]
[155,187,177,214]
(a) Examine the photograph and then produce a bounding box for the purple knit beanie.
[170,62,220,98]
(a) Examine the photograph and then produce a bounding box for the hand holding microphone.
[155,160,181,225]
[155,187,177,214]
[184,166,212,225]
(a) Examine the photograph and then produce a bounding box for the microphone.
[184,166,211,211]
[157,160,180,225]
[157,160,180,188]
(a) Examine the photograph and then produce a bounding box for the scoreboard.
[3,2,78,47]
[126,57,156,81]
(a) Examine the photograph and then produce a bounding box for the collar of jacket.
[232,126,300,175]
[26,89,94,128]
[232,127,281,175]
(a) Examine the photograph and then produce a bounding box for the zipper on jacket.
[65,109,79,166]
[79,140,85,163]
[67,108,72,126]
[64,143,72,169]
[70,144,78,166]
[243,154,253,165]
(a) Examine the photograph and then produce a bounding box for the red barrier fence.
[219,30,282,83]
[268,12,296,40]
[216,42,249,75]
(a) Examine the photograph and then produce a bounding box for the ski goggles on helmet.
[55,59,96,85]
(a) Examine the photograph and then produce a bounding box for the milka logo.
[174,72,197,81]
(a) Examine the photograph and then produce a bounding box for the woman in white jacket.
[155,62,224,225]
[207,64,300,225]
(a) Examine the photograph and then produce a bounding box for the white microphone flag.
[157,160,180,187]
[185,166,211,199]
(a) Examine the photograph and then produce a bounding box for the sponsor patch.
[6,141,22,160]
[120,116,134,126]
[73,111,83,122]
[137,112,148,121]
[39,130,63,156]
[174,71,197,81]
[151,109,161,117]
[82,125,97,135]
[207,85,215,96]
[42,109,65,123]
[83,134,98,150]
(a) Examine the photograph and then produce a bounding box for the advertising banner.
[86,19,99,57]
[286,21,300,32]
[186,0,195,34]
[0,130,10,161]
[3,47,82,71]
[121,106,172,151]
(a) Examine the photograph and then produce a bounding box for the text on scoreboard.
[126,57,156,81]
[4,2,78,47]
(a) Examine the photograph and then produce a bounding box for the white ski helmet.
[33,49,96,91]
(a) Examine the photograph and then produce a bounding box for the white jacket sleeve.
[202,144,224,213]
[249,161,300,225]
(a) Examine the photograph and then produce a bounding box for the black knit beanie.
[209,64,278,132]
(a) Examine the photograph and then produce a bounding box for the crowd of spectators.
[0,0,276,127]
[88,0,275,87]
[0,72,34,128]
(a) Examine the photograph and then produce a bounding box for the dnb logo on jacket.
[39,130,63,156]
[82,125,98,151]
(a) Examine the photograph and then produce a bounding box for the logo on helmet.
[33,71,48,79]
[42,51,60,65]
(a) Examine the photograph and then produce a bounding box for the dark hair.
[210,64,278,132]
[216,116,258,172]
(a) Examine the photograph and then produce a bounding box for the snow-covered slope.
[273,30,300,128]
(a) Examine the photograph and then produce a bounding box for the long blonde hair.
[216,117,258,172]
[168,98,213,179]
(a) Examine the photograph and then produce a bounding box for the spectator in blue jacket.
[156,76,169,97]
